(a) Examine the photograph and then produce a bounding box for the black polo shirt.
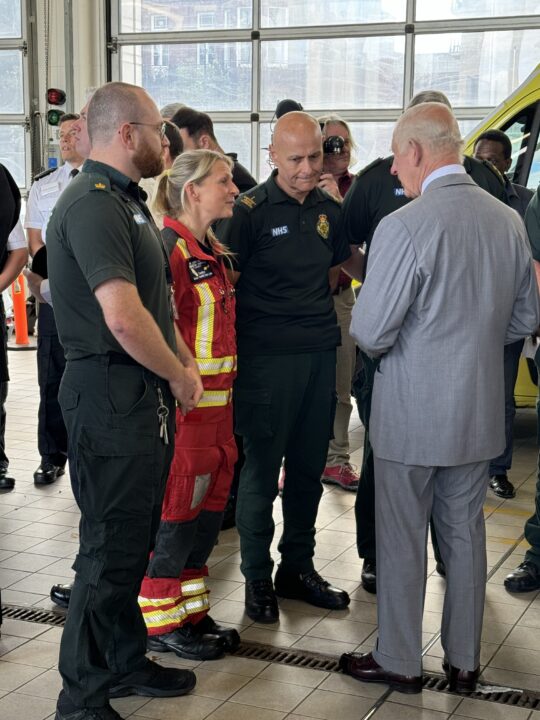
[216,170,349,355]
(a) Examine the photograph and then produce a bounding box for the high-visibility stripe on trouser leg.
[139,575,210,635]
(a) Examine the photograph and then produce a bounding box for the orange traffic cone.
[11,274,29,346]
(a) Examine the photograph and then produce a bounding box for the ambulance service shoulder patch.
[240,195,256,209]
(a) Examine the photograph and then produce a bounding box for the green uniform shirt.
[216,170,350,355]
[525,188,540,261]
[46,159,175,361]
[340,154,507,276]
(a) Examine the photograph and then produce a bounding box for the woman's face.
[195,160,239,221]
[322,122,352,176]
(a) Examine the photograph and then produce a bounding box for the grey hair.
[407,90,452,110]
[160,102,185,119]
[393,102,463,160]
[317,113,358,165]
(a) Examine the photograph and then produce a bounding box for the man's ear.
[118,122,135,149]
[198,134,212,149]
[410,139,423,167]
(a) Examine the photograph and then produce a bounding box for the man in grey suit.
[339,102,540,694]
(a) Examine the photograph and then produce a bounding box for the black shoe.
[361,559,377,594]
[34,462,65,486]
[51,583,72,608]
[274,566,350,610]
[146,625,225,660]
[55,705,122,720]
[442,657,479,693]
[504,560,540,593]
[194,614,240,652]
[340,651,423,694]
[435,561,446,577]
[109,659,196,698]
[0,466,14,491]
[245,578,279,623]
[489,474,515,499]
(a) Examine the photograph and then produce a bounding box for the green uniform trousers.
[57,357,175,708]
[353,352,442,563]
[234,351,336,580]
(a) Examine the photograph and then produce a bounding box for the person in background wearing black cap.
[24,113,84,487]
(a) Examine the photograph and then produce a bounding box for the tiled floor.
[1,349,540,719]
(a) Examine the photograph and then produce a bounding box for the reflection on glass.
[261,0,405,27]
[414,31,539,108]
[0,0,21,38]
[258,121,395,182]
[416,0,540,20]
[0,125,25,187]
[261,37,404,111]
[120,0,252,32]
[213,124,251,173]
[0,51,24,114]
[120,43,252,112]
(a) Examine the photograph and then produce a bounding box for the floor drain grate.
[1,604,66,627]
[423,674,540,709]
[2,604,539,709]
[232,641,340,672]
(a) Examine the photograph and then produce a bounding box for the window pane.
[258,121,395,182]
[416,0,539,20]
[261,37,404,111]
[261,0,405,27]
[414,31,539,108]
[119,0,252,32]
[0,125,25,187]
[0,51,24,114]
[213,124,251,174]
[120,43,252,111]
[0,0,21,38]
[528,136,540,191]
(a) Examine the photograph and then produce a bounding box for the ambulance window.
[529,136,540,192]
[502,109,533,181]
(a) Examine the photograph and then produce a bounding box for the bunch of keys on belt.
[156,386,170,445]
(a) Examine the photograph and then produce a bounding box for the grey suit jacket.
[351,173,540,467]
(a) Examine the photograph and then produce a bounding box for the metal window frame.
[0,0,32,191]
[108,0,540,179]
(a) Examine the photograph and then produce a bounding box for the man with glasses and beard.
[47,81,203,720]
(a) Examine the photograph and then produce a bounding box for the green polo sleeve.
[62,192,137,291]
[525,189,540,262]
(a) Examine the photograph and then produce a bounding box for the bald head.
[87,82,159,146]
[269,112,323,203]
[393,102,463,160]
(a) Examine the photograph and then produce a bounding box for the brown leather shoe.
[339,651,422,694]
[442,657,479,693]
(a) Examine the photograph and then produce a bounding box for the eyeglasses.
[129,121,167,138]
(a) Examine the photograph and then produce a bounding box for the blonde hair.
[154,149,235,257]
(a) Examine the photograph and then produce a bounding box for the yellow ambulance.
[464,63,540,406]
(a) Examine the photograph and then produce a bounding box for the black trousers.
[0,295,9,468]
[57,357,175,708]
[37,302,67,466]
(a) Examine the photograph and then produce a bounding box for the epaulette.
[86,173,111,192]
[33,167,56,182]
[356,157,386,178]
[236,183,267,212]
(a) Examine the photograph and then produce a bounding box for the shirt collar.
[82,159,143,201]
[504,176,518,200]
[266,169,325,207]
[421,164,466,194]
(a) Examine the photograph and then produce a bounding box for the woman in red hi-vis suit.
[139,150,239,660]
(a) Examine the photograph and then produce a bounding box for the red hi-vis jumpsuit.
[139,218,237,636]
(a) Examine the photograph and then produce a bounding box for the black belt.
[108,352,140,367]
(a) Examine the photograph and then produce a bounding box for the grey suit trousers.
[372,456,488,676]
